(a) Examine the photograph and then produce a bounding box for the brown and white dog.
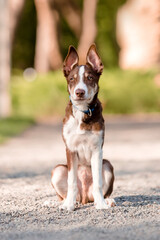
[51,44,115,211]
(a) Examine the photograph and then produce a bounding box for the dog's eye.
[87,75,93,81]
[70,77,74,82]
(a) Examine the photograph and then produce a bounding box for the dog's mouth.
[75,97,86,101]
[71,95,93,104]
[73,96,86,101]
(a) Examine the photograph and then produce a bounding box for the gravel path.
[0,115,160,240]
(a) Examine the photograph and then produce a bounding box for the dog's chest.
[63,114,103,165]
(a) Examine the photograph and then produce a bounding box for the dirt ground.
[0,115,160,240]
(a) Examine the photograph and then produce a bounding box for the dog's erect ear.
[86,44,103,75]
[63,46,79,77]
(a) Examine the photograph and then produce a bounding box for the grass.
[11,68,160,117]
[0,117,35,143]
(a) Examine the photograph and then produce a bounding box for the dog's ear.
[63,46,79,77]
[86,44,103,75]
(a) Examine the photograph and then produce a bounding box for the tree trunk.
[77,0,98,64]
[0,0,11,118]
[116,0,160,69]
[34,0,62,73]
[9,0,26,45]
[54,0,81,38]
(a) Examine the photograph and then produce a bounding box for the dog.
[51,44,115,211]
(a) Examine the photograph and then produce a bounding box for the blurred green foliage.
[96,0,125,67]
[2,69,158,143]
[8,1,160,141]
[100,70,160,114]
[11,71,68,117]
[11,69,160,118]
[12,0,37,69]
[12,0,125,69]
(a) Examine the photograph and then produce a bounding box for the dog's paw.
[59,199,75,211]
[95,200,110,209]
[106,198,116,207]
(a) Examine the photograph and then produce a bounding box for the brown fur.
[63,98,104,131]
[51,44,115,207]
[51,160,114,204]
[66,148,77,171]
[51,164,67,201]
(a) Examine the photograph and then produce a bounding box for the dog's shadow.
[75,194,160,210]
[114,194,160,207]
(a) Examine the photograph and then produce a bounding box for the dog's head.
[63,44,103,106]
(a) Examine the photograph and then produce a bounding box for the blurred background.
[0,0,160,141]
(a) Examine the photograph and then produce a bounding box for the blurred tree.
[77,0,98,64]
[54,0,98,65]
[117,0,160,69]
[12,0,37,69]
[54,0,81,38]
[34,0,82,72]
[0,0,11,118]
[34,0,62,72]
[12,0,126,70]
[34,0,99,72]
[96,0,125,67]
[9,0,25,45]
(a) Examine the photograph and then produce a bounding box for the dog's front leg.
[59,149,78,211]
[91,148,109,209]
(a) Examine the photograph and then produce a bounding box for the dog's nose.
[75,89,85,98]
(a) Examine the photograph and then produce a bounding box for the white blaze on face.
[74,66,88,99]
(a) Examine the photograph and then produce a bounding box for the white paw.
[95,200,110,209]
[59,199,75,211]
[106,198,116,207]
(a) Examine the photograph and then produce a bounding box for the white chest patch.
[63,115,103,166]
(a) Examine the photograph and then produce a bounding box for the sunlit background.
[0,0,160,141]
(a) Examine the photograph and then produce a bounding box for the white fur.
[106,198,116,207]
[73,66,88,100]
[70,65,98,111]
[60,156,78,211]
[63,115,103,164]
[61,65,109,210]
[91,149,109,209]
[62,114,108,210]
